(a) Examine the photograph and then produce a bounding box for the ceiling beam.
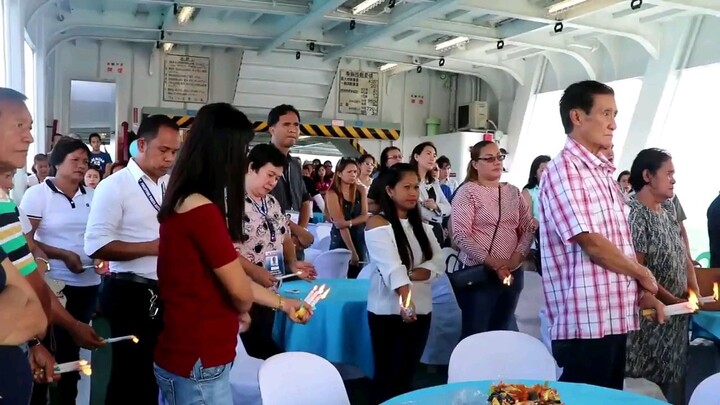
[652,0,720,16]
[324,0,461,61]
[138,0,308,15]
[259,0,348,55]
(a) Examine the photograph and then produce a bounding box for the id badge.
[286,211,300,224]
[264,250,285,279]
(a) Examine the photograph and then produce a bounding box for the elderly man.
[539,81,665,389]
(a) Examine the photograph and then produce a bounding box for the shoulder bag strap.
[487,186,502,256]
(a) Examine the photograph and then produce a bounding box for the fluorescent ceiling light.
[435,36,469,52]
[163,42,174,52]
[380,63,397,71]
[548,0,589,14]
[352,0,384,15]
[177,6,195,25]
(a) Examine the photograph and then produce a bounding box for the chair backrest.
[313,236,332,251]
[306,223,318,239]
[357,263,373,279]
[314,224,333,244]
[448,331,558,383]
[314,249,352,279]
[259,352,350,405]
[689,372,720,405]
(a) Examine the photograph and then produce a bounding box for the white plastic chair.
[357,263,373,279]
[313,236,331,251]
[448,331,558,383]
[259,352,350,405]
[306,223,318,239]
[304,248,323,264]
[313,224,332,245]
[313,249,351,279]
[689,372,720,405]
[229,338,263,405]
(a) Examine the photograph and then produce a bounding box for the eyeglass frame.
[474,154,507,163]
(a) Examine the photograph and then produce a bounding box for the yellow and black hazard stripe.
[350,139,367,156]
[297,124,399,140]
[143,114,399,140]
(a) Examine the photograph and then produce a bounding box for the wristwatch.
[274,294,285,311]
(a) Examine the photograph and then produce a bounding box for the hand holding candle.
[642,290,699,318]
[54,360,92,376]
[700,282,719,304]
[295,284,330,320]
[103,335,139,344]
[399,290,416,322]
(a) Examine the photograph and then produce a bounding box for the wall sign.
[338,70,379,116]
[105,62,125,75]
[163,54,210,103]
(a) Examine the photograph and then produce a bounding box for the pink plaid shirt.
[539,138,639,340]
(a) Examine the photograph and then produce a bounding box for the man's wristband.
[36,257,50,272]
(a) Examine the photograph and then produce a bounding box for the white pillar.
[5,0,27,203]
[617,16,702,171]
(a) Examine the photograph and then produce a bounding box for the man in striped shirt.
[539,81,665,389]
[0,88,104,397]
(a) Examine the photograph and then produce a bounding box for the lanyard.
[249,195,276,243]
[251,196,269,217]
[138,179,165,212]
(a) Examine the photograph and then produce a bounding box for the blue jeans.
[154,359,232,405]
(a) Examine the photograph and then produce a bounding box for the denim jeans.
[154,359,232,405]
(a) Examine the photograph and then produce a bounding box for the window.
[508,78,643,188]
[653,63,720,258]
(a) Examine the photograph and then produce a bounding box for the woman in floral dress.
[625,148,699,405]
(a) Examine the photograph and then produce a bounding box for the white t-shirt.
[20,178,99,287]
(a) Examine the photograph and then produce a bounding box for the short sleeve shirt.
[235,194,289,267]
[0,189,36,277]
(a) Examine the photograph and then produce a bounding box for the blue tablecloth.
[273,279,374,377]
[692,311,720,341]
[382,381,668,404]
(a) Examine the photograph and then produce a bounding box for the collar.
[563,138,616,174]
[45,178,86,197]
[127,158,168,184]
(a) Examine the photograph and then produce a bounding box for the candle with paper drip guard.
[54,360,92,376]
[295,284,330,319]
[276,271,302,281]
[700,282,719,304]
[399,290,414,318]
[641,290,700,317]
[103,335,139,344]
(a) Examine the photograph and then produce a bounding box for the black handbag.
[447,186,502,290]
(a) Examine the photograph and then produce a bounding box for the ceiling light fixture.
[380,63,397,71]
[162,42,174,52]
[548,0,589,14]
[177,6,195,25]
[352,0,384,15]
[435,36,469,52]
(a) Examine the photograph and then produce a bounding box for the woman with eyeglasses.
[365,163,443,403]
[154,104,312,403]
[236,143,317,359]
[409,142,450,245]
[368,146,403,214]
[357,153,375,191]
[327,158,369,278]
[450,141,535,337]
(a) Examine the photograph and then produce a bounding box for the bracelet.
[28,338,41,347]
[274,294,284,311]
[35,257,50,272]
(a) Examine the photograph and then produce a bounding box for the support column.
[5,0,27,203]
[617,16,702,171]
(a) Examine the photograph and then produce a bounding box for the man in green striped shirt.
[0,88,105,389]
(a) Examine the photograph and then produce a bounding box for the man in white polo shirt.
[84,115,180,404]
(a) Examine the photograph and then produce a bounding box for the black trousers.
[368,312,431,405]
[30,285,99,405]
[100,277,163,405]
[239,305,282,360]
[552,334,626,390]
[453,269,524,339]
[0,346,33,405]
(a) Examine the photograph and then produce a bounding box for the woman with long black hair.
[154,103,310,404]
[364,163,443,404]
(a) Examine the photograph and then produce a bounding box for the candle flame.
[319,288,331,300]
[131,336,139,344]
[78,360,88,366]
[503,275,513,286]
[80,365,92,376]
[688,290,700,312]
[399,290,412,309]
[714,283,719,301]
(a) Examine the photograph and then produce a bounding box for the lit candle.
[399,290,414,318]
[641,290,700,317]
[296,284,330,319]
[503,275,513,286]
[700,283,719,304]
[104,335,139,344]
[53,360,92,376]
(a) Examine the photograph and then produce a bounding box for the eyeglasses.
[475,154,507,163]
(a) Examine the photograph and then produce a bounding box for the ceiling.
[24,0,720,86]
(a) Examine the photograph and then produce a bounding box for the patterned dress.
[625,196,688,384]
[235,194,289,270]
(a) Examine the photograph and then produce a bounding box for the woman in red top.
[154,103,310,404]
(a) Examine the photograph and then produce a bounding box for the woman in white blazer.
[364,163,443,404]
[409,142,450,244]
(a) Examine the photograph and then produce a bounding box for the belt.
[110,272,158,287]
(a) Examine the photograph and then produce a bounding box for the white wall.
[47,40,242,138]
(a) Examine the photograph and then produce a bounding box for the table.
[273,279,374,377]
[382,380,668,404]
